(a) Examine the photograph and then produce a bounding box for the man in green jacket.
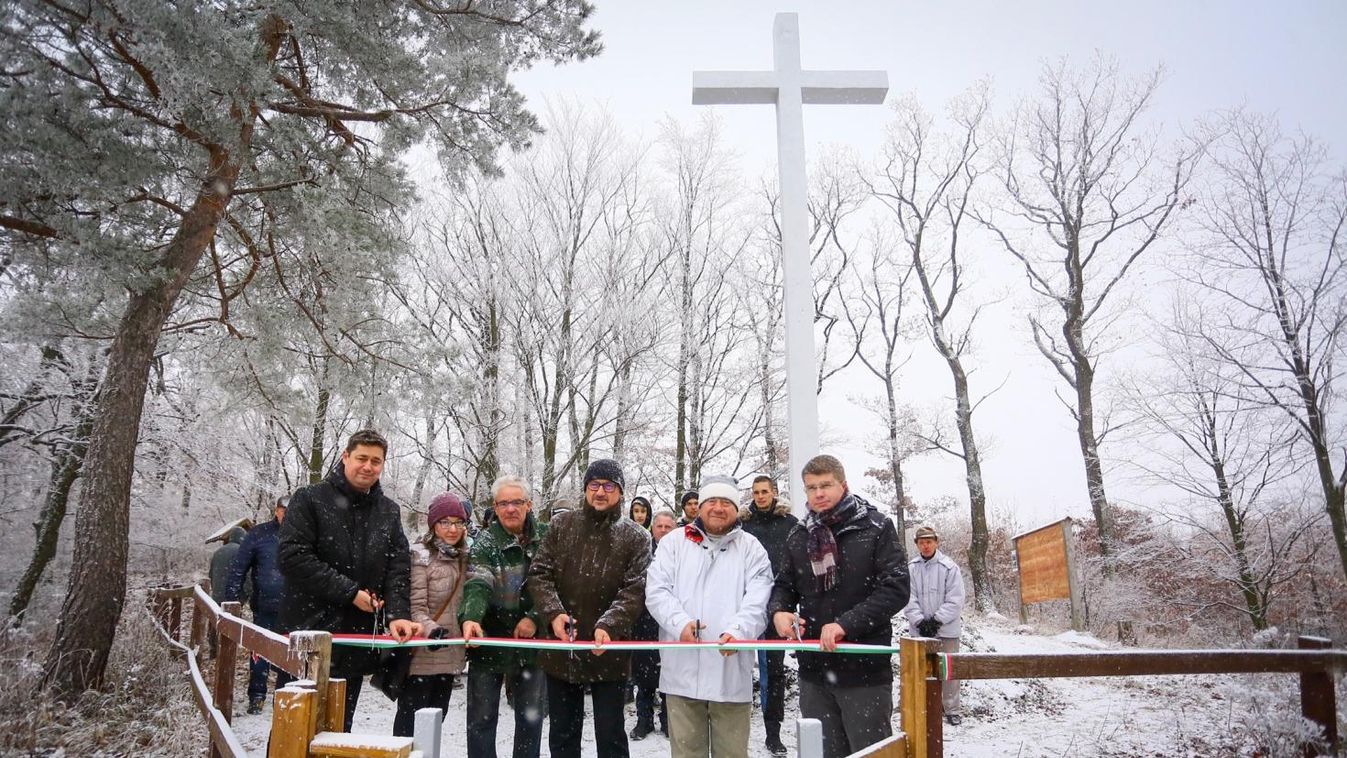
[461,474,548,758]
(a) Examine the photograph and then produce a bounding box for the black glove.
[427,627,450,640]
[917,617,941,638]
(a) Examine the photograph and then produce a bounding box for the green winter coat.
[458,513,548,672]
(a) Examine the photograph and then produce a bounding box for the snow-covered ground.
[232,617,1294,757]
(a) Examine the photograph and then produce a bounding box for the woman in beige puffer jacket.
[393,492,470,737]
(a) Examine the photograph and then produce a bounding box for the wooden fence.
[881,635,1345,758]
[148,583,416,758]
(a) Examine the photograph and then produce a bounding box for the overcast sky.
[508,1,1346,526]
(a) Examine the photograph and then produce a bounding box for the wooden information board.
[1013,517,1083,629]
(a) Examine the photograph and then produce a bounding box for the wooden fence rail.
[146,583,412,758]
[894,634,1346,758]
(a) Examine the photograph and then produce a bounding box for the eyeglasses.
[494,499,528,510]
[805,481,840,494]
[437,519,466,529]
[586,481,619,493]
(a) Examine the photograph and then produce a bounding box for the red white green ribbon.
[329,634,899,655]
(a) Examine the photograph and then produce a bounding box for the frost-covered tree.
[0,0,599,697]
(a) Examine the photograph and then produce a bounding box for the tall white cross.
[692,13,887,513]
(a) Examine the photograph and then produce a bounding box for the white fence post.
[413,707,443,758]
[796,717,823,758]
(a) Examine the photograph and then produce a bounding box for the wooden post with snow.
[269,681,318,758]
[1299,635,1339,755]
[212,600,242,737]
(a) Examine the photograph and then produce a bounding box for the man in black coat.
[768,455,908,758]
[740,475,799,755]
[226,496,293,714]
[278,429,421,731]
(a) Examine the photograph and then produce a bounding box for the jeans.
[546,675,628,758]
[394,673,455,737]
[632,650,665,730]
[247,609,293,702]
[467,666,546,758]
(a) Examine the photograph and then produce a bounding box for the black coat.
[226,519,285,616]
[767,493,908,687]
[278,467,412,675]
[740,500,799,577]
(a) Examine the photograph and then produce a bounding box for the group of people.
[222,429,968,758]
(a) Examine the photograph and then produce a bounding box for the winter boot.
[247,697,265,715]
[629,718,655,741]
[765,720,788,756]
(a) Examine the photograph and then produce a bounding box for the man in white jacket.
[901,525,966,725]
[646,475,775,758]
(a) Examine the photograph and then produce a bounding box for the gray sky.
[510,1,1347,525]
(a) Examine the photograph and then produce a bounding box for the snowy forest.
[0,1,1344,755]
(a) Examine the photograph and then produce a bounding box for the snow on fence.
[148,583,415,758]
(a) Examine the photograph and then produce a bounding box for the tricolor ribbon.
[328,634,901,656]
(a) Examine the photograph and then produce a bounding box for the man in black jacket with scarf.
[768,455,908,758]
[279,429,421,731]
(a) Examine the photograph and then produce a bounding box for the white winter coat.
[901,550,965,639]
[645,523,774,703]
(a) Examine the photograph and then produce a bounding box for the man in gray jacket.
[901,525,966,725]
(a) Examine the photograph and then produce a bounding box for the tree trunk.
[307,369,331,484]
[949,361,994,613]
[40,14,285,699]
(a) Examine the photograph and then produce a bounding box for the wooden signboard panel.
[1015,521,1071,605]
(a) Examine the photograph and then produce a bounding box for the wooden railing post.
[152,588,171,634]
[168,596,182,642]
[190,591,209,652]
[288,631,336,731]
[899,637,930,758]
[269,682,318,758]
[211,599,243,758]
[1298,636,1338,757]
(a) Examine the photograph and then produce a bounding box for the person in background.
[208,524,248,657]
[738,476,798,755]
[629,510,678,740]
[768,455,909,758]
[629,496,653,530]
[278,429,421,731]
[225,498,291,714]
[647,475,773,758]
[676,491,699,527]
[460,475,549,758]
[902,525,966,726]
[528,458,651,758]
[394,492,471,737]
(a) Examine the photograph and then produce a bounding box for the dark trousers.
[394,673,455,737]
[756,648,786,726]
[467,665,546,758]
[332,646,374,732]
[799,679,893,758]
[247,609,293,701]
[632,650,665,730]
[546,675,628,758]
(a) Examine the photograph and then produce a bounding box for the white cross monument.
[693,13,888,513]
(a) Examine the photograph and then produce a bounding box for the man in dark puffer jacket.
[226,496,292,714]
[768,455,908,758]
[279,429,421,731]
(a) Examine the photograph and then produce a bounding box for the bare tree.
[1185,111,1347,582]
[866,88,1001,610]
[979,58,1198,560]
[1126,302,1308,629]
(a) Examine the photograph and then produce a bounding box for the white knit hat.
[697,475,740,507]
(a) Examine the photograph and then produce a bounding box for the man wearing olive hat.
[529,458,652,758]
[901,525,966,725]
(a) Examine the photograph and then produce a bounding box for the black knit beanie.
[583,458,625,494]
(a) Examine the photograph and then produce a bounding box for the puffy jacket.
[902,550,965,639]
[408,542,468,676]
[766,492,909,687]
[459,513,548,672]
[740,500,799,576]
[528,500,651,683]
[646,522,773,703]
[225,519,283,615]
[278,466,412,657]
